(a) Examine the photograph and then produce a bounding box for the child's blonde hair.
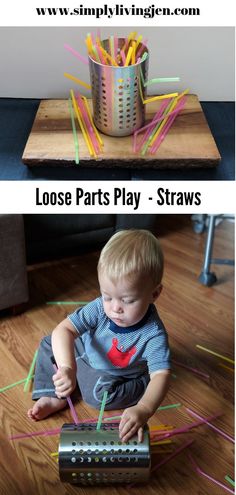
[98,229,164,287]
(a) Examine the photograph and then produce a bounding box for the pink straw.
[52,362,79,425]
[64,43,88,65]
[188,454,234,494]
[114,36,118,59]
[133,99,170,152]
[133,99,185,153]
[150,97,186,153]
[151,412,222,441]
[10,427,61,440]
[151,439,194,473]
[186,407,234,443]
[129,440,194,488]
[172,359,210,379]
[9,415,120,441]
[120,50,126,66]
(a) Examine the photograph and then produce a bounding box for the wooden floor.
[0,215,234,495]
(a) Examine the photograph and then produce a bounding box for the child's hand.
[119,404,150,443]
[52,366,76,398]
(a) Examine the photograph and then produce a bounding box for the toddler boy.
[28,229,171,442]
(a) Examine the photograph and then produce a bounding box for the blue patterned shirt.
[68,297,171,377]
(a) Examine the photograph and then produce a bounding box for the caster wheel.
[193,221,205,234]
[198,272,217,287]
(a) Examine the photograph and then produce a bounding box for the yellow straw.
[85,33,93,53]
[136,34,143,50]
[130,31,137,40]
[151,440,172,446]
[68,97,79,164]
[124,46,133,66]
[148,97,179,147]
[218,363,234,372]
[70,90,95,157]
[64,73,91,90]
[117,31,136,64]
[148,89,189,146]
[150,425,174,431]
[196,345,234,364]
[99,46,118,66]
[91,45,100,63]
[50,452,59,457]
[81,96,104,148]
[143,92,178,104]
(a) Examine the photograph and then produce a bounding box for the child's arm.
[119,370,171,443]
[51,318,78,398]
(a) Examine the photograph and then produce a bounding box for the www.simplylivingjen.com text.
[35,4,200,19]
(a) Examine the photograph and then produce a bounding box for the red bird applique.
[107,338,136,367]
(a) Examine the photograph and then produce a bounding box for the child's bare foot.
[27,396,67,421]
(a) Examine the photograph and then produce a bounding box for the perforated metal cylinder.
[89,38,149,137]
[59,422,151,485]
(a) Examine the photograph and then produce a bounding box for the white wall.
[0,27,234,100]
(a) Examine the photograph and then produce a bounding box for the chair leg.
[198,215,217,286]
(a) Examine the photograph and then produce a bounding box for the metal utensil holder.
[59,422,151,485]
[89,38,149,137]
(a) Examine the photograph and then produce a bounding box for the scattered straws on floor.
[158,403,181,411]
[0,376,34,393]
[188,454,234,494]
[23,350,38,392]
[46,301,88,305]
[151,439,194,474]
[196,345,234,364]
[172,359,210,379]
[225,475,235,488]
[186,407,234,443]
[129,440,194,489]
[9,427,61,441]
[218,363,234,373]
[151,412,222,442]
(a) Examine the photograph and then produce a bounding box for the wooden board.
[22,95,221,168]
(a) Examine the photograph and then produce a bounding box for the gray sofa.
[0,215,29,311]
[0,214,158,311]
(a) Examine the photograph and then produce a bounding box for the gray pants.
[32,336,150,410]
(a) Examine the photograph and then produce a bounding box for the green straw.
[225,475,235,487]
[105,415,121,421]
[0,376,35,393]
[68,97,79,165]
[158,403,181,411]
[24,350,38,392]
[96,391,108,430]
[144,77,180,87]
[46,301,88,305]
[139,66,179,87]
[109,35,115,60]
